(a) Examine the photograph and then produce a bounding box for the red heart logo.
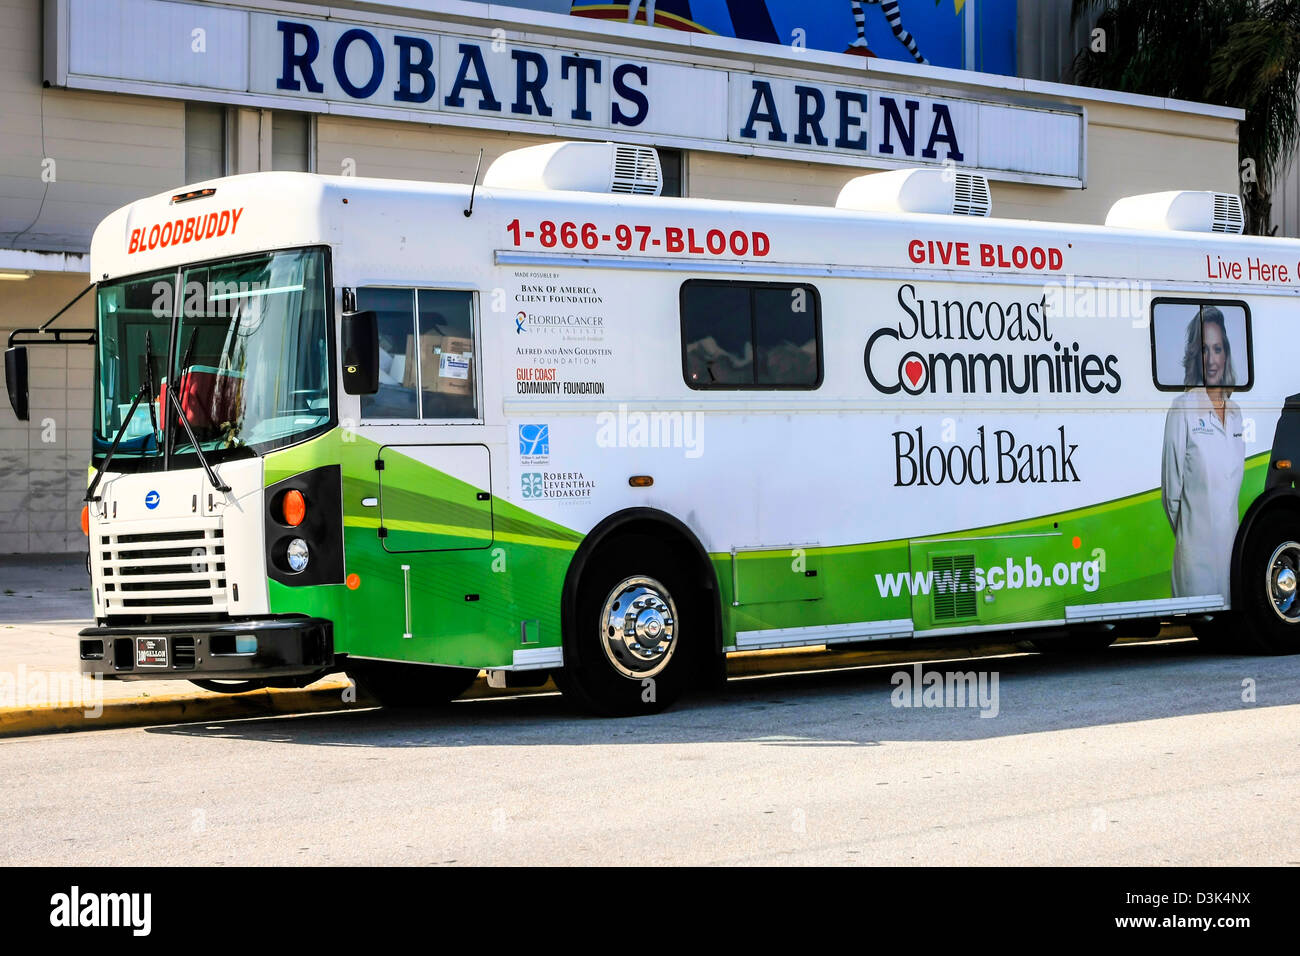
[904,360,924,387]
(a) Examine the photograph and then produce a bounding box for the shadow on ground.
[148,639,1298,749]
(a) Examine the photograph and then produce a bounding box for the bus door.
[359,286,491,553]
[375,443,494,553]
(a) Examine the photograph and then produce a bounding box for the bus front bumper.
[77,618,334,681]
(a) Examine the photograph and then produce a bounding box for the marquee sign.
[50,0,1085,186]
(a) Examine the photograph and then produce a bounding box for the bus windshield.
[93,247,332,467]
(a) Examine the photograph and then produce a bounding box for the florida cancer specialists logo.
[513,310,605,336]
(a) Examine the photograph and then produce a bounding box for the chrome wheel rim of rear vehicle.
[1267,541,1300,624]
[599,576,679,679]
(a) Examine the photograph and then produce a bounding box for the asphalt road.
[1,639,1297,865]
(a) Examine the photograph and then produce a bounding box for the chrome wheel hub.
[1267,541,1300,624]
[599,576,678,679]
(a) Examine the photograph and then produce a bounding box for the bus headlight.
[286,538,310,573]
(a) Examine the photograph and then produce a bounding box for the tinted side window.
[681,281,821,389]
[754,286,818,387]
[417,290,478,420]
[359,287,418,420]
[682,284,751,387]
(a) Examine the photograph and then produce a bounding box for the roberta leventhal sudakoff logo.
[49,886,151,936]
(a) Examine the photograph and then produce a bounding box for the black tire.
[347,661,480,708]
[1236,509,1300,654]
[557,533,705,717]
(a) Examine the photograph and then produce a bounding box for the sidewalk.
[0,554,359,734]
[0,554,350,700]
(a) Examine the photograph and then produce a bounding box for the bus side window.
[680,280,822,390]
[358,287,419,420]
[417,290,478,420]
[1150,299,1252,391]
[681,283,752,386]
[754,285,820,387]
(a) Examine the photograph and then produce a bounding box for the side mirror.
[5,346,29,421]
[340,310,379,395]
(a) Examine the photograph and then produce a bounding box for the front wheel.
[557,535,702,717]
[1238,513,1300,654]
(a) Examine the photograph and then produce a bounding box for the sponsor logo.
[515,284,604,305]
[521,472,544,499]
[144,490,161,510]
[513,310,605,337]
[520,471,595,500]
[519,424,549,463]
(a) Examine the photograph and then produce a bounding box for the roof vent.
[483,141,662,196]
[1105,190,1244,234]
[836,168,992,217]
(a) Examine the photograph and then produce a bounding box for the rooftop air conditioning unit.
[1104,190,1245,234]
[483,141,662,195]
[835,167,992,217]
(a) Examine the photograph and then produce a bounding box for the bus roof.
[89,170,1300,293]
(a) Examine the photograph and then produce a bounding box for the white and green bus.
[8,141,1300,716]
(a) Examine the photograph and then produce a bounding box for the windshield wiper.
[84,384,150,503]
[163,386,231,493]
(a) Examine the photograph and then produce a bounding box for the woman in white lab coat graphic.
[1161,306,1245,600]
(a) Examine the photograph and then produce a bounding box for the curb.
[0,680,360,739]
[0,634,1187,738]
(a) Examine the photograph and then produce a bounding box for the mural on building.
[494,0,1018,74]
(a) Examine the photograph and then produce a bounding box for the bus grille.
[931,553,978,622]
[99,525,228,615]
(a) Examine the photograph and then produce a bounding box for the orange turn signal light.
[628,475,654,487]
[346,573,361,591]
[80,505,89,536]
[1277,460,1293,470]
[282,489,307,527]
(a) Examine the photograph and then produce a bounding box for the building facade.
[0,0,1243,553]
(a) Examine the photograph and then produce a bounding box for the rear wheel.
[1237,511,1300,654]
[347,661,480,708]
[557,534,703,717]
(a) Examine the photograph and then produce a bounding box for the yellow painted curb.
[0,631,1193,738]
[0,680,360,739]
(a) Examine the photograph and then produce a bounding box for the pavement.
[0,553,1175,738]
[0,554,425,735]
[1,638,1295,865]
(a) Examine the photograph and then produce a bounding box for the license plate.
[136,637,168,667]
